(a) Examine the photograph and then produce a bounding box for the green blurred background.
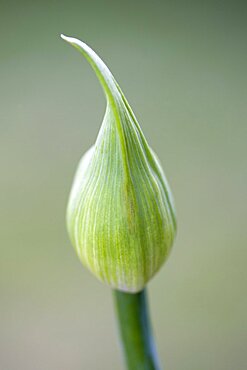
[1,0,246,369]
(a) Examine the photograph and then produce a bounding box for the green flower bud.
[62,35,176,293]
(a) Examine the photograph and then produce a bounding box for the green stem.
[113,289,162,370]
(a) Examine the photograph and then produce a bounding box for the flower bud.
[62,35,176,293]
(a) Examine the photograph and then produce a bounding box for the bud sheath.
[62,35,176,293]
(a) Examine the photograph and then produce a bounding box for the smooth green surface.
[1,1,247,369]
[114,289,161,370]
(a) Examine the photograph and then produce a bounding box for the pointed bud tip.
[61,34,72,42]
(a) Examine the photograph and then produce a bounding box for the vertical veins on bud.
[63,35,176,293]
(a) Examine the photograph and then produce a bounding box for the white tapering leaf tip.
[61,34,70,41]
[60,34,88,50]
[61,34,79,44]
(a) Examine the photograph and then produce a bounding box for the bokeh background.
[1,0,247,369]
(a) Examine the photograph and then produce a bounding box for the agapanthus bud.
[62,35,176,293]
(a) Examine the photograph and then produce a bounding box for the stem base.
[113,289,161,370]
